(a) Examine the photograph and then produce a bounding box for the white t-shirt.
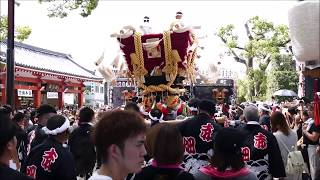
[88,172,112,180]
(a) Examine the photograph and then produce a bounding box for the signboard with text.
[47,92,58,99]
[17,89,33,97]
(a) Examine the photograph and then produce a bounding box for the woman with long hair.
[271,111,300,180]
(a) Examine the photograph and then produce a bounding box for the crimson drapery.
[313,79,320,126]
[118,31,192,73]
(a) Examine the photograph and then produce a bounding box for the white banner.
[64,93,75,105]
[47,92,58,99]
[17,89,33,97]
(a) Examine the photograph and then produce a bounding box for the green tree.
[236,79,249,103]
[0,16,32,42]
[38,0,99,18]
[217,16,292,101]
[266,54,299,99]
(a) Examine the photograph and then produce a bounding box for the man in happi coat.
[21,115,76,180]
[177,99,222,174]
[239,105,285,180]
[27,104,57,154]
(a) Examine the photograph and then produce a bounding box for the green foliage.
[266,54,298,99]
[217,16,295,101]
[236,79,249,103]
[38,0,99,18]
[248,16,274,38]
[247,68,267,101]
[0,16,8,41]
[15,26,32,42]
[0,16,32,42]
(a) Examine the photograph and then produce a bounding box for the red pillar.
[14,89,20,108]
[34,86,41,108]
[34,90,41,108]
[78,86,84,108]
[58,92,64,110]
[33,78,42,108]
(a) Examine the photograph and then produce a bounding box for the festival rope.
[130,32,148,83]
[185,33,198,83]
[162,31,181,83]
[139,83,186,94]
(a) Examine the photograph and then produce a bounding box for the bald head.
[244,105,259,122]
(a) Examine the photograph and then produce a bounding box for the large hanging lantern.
[288,1,319,62]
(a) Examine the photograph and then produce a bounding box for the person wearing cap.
[178,99,222,174]
[140,16,153,35]
[27,104,57,154]
[258,103,272,131]
[239,104,285,180]
[0,114,33,180]
[194,128,258,180]
[21,115,76,180]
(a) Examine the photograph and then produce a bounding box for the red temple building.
[0,41,103,109]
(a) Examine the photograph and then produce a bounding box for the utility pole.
[6,0,15,107]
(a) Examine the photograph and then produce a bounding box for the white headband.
[189,107,198,111]
[148,112,164,122]
[42,119,70,135]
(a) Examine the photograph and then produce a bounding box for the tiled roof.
[0,41,102,81]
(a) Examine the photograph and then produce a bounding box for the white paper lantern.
[288,1,319,62]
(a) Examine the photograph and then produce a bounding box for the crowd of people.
[0,95,320,180]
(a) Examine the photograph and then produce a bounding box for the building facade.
[0,41,103,109]
[84,81,105,108]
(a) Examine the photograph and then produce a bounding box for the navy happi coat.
[178,113,222,174]
[239,123,286,180]
[21,137,76,180]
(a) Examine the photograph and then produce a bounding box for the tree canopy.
[217,16,291,72]
[38,0,99,18]
[216,16,297,102]
[0,16,32,42]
